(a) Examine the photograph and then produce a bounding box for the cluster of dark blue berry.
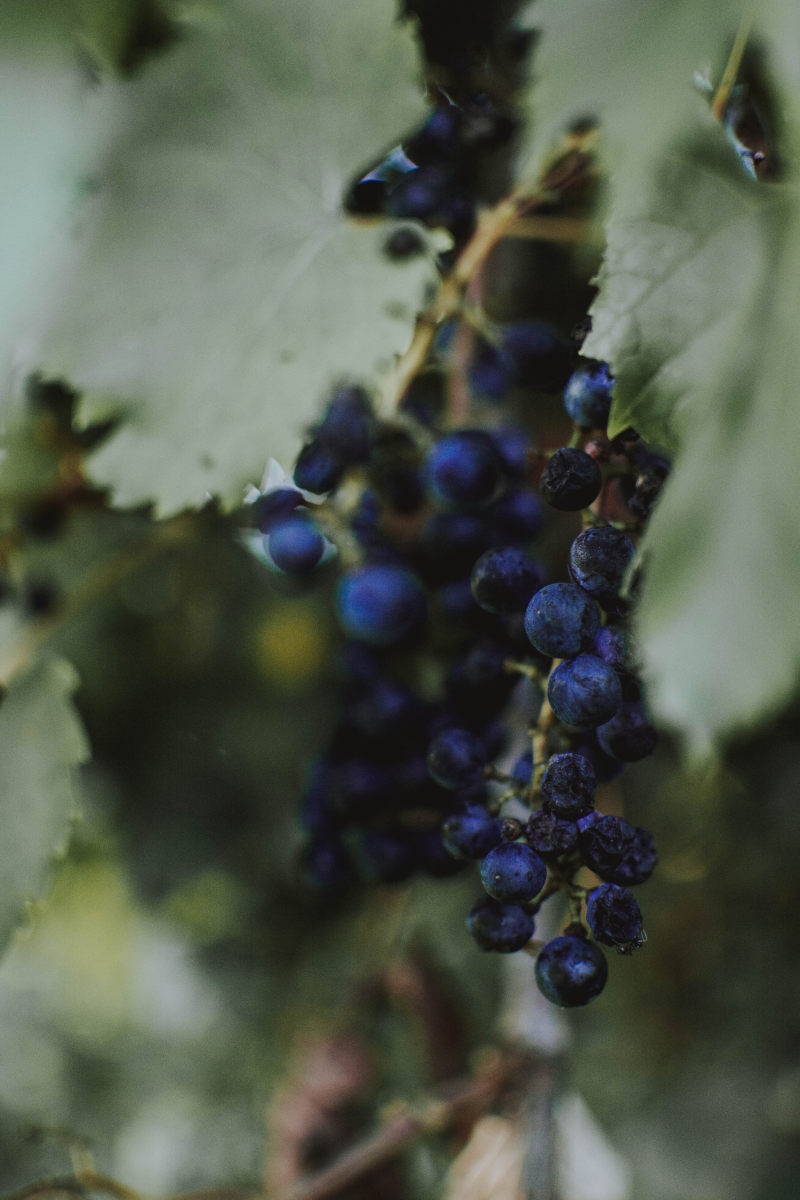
[256,328,668,1008]
[346,96,517,255]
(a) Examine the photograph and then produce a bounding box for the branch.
[270,1049,520,1200]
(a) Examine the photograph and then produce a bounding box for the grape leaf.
[627,173,800,753]
[585,142,768,447]
[517,0,744,197]
[0,657,89,956]
[517,0,800,750]
[32,0,436,513]
[0,5,117,405]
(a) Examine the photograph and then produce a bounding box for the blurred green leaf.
[631,174,800,752]
[517,0,742,195]
[517,0,800,750]
[585,144,768,447]
[0,658,89,957]
[35,0,435,513]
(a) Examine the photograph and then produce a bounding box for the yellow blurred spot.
[255,603,327,686]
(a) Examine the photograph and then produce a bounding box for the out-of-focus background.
[1,3,800,1199]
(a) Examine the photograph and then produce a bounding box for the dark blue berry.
[441,802,502,859]
[524,810,579,859]
[510,750,533,788]
[348,679,424,741]
[572,735,625,784]
[488,488,544,543]
[427,728,487,790]
[480,841,546,903]
[316,385,373,458]
[301,835,354,891]
[568,525,636,612]
[467,339,513,401]
[419,512,492,581]
[294,439,346,494]
[586,883,644,949]
[253,487,305,533]
[535,935,608,1006]
[470,547,543,616]
[540,447,602,511]
[267,516,325,575]
[524,582,601,658]
[596,701,658,762]
[425,431,502,507]
[434,579,485,623]
[547,655,622,728]
[499,321,575,392]
[563,361,614,429]
[540,752,596,819]
[336,564,426,645]
[592,624,639,682]
[359,830,415,884]
[578,814,636,877]
[385,164,451,220]
[329,759,389,821]
[467,896,534,952]
[412,829,467,877]
[488,426,530,479]
[605,825,657,886]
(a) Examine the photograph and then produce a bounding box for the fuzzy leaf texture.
[0,658,89,956]
[520,0,800,749]
[30,0,436,513]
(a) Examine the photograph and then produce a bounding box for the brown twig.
[271,1050,519,1200]
[2,1172,143,1200]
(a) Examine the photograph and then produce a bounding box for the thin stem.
[711,3,755,123]
[271,1052,518,1200]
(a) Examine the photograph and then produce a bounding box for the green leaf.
[0,6,117,403]
[632,176,800,753]
[0,658,89,956]
[585,142,768,447]
[582,137,800,752]
[518,0,744,195]
[34,0,435,513]
[517,0,800,750]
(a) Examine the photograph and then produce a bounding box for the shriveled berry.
[568,525,635,612]
[525,809,579,859]
[586,883,644,950]
[540,752,596,819]
[540,447,602,511]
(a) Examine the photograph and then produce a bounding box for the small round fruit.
[535,935,608,1006]
[480,841,546,903]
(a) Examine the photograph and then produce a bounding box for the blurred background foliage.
[0,2,799,1199]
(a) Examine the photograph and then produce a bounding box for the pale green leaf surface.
[519,1,800,749]
[585,143,768,446]
[0,6,119,404]
[34,0,435,513]
[636,200,800,753]
[586,143,800,751]
[0,658,89,956]
[519,0,743,195]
